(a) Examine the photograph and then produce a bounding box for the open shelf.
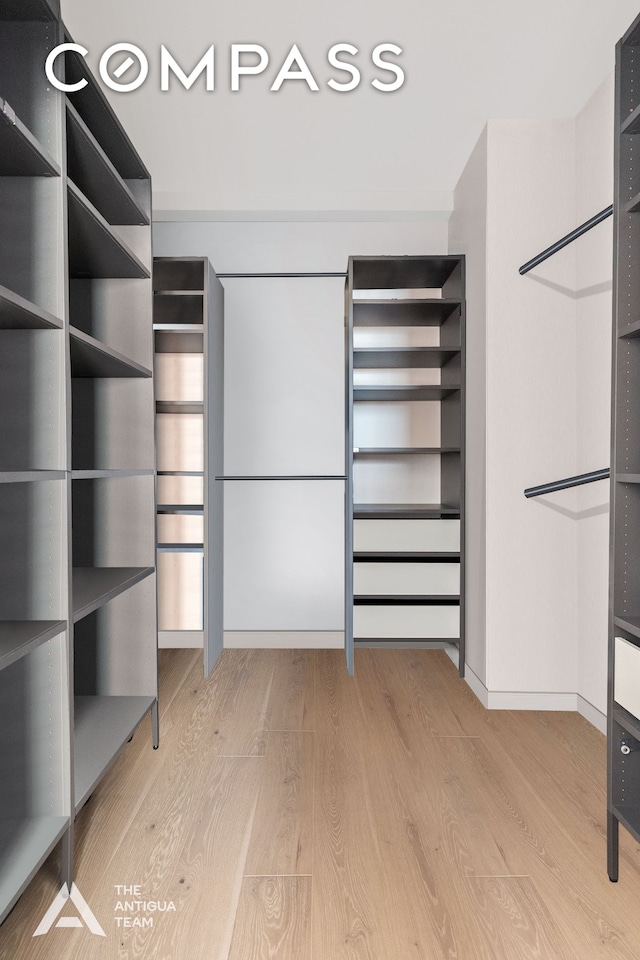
[154,324,204,333]
[615,615,640,639]
[72,567,154,622]
[0,98,60,177]
[351,256,461,290]
[70,326,152,378]
[67,180,150,279]
[153,260,205,291]
[0,816,69,924]
[353,347,460,368]
[0,620,66,672]
[157,504,204,514]
[353,299,461,326]
[353,384,459,401]
[354,447,459,457]
[354,503,460,519]
[0,283,62,330]
[66,102,149,226]
[65,49,149,180]
[613,702,640,740]
[74,695,155,811]
[616,474,640,483]
[153,292,204,327]
[1,0,59,20]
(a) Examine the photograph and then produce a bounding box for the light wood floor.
[2,648,640,959]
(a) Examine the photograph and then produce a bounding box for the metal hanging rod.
[216,272,347,279]
[524,467,610,499]
[518,205,613,275]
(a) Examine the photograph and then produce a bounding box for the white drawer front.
[615,636,640,720]
[354,604,459,639]
[354,519,460,553]
[354,562,459,596]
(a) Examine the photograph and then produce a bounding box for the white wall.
[450,78,614,724]
[575,76,614,720]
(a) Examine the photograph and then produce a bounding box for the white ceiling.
[61,0,640,218]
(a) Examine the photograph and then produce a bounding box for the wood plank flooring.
[2,648,640,959]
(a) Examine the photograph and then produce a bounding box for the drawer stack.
[345,257,465,673]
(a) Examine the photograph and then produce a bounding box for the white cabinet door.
[223,277,345,477]
[224,480,345,631]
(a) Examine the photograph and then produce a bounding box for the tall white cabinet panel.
[224,480,344,631]
[223,277,345,477]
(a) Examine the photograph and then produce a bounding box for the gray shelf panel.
[616,474,640,483]
[354,552,461,562]
[70,326,152,379]
[624,191,640,214]
[619,318,640,338]
[353,299,461,326]
[0,283,63,330]
[0,620,67,672]
[157,470,204,477]
[1,0,60,20]
[66,102,149,227]
[154,290,204,296]
[156,401,204,414]
[157,504,204,514]
[354,447,460,456]
[153,324,204,332]
[71,469,154,479]
[0,816,69,924]
[355,636,460,644]
[613,703,640,740]
[0,99,60,177]
[67,180,150,280]
[353,347,460,369]
[157,543,204,552]
[614,616,640,639]
[65,55,149,180]
[621,103,640,136]
[351,256,461,290]
[72,567,154,622]
[354,595,460,604]
[353,384,460,402]
[74,695,155,811]
[0,470,65,483]
[354,503,460,519]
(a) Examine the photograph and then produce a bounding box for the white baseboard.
[463,666,607,733]
[159,630,203,649]
[224,631,344,649]
[576,695,607,734]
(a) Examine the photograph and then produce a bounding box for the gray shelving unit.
[608,11,640,883]
[345,256,465,675]
[0,2,157,923]
[154,257,224,677]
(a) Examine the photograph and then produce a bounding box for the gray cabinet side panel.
[205,261,224,677]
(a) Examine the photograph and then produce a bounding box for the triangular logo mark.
[32,883,106,937]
